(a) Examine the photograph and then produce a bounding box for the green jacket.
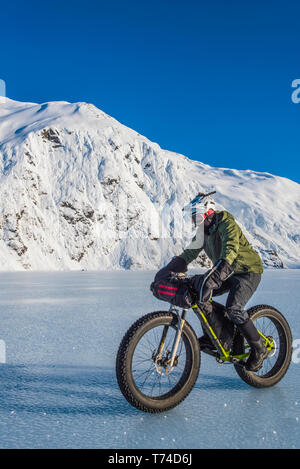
[179,210,263,274]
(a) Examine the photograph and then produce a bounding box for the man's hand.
[154,256,187,282]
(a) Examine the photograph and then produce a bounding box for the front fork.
[169,306,187,367]
[156,306,187,370]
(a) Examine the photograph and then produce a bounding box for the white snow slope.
[0,97,299,271]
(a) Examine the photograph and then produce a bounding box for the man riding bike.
[154,191,269,372]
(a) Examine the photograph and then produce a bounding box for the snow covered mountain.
[0,97,299,271]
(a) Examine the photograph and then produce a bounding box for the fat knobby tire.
[233,304,292,388]
[116,311,201,413]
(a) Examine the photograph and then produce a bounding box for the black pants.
[212,273,261,325]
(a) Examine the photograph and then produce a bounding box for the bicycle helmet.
[182,191,216,226]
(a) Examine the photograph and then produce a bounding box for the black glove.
[154,256,187,282]
[191,259,234,302]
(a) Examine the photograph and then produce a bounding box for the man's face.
[192,211,205,228]
[191,203,208,227]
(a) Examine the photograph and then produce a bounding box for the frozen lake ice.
[0,269,299,449]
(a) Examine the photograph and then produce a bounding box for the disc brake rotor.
[266,336,277,357]
[153,351,178,375]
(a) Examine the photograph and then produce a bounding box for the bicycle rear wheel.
[233,305,292,387]
[116,311,200,413]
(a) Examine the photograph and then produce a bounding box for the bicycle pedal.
[201,346,218,357]
[200,344,216,351]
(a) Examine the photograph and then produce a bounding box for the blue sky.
[1,0,300,182]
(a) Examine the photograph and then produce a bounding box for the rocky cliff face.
[0,98,299,271]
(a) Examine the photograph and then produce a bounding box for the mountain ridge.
[0,97,299,271]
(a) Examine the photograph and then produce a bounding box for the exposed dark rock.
[41,128,62,145]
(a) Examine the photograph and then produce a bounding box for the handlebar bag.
[150,276,197,309]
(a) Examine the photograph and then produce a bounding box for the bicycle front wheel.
[116,311,200,413]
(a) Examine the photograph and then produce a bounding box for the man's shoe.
[198,335,216,351]
[245,338,270,372]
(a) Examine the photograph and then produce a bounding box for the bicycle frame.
[166,302,274,366]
